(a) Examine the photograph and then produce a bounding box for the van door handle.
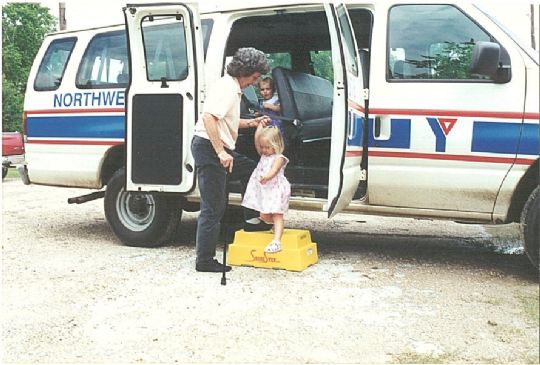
[160,77,169,88]
[374,116,381,138]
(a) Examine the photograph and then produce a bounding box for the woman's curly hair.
[226,48,269,77]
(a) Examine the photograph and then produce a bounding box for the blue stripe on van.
[471,121,519,154]
[518,123,540,155]
[347,113,364,147]
[27,115,125,139]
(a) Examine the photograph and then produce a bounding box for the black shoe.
[244,221,273,232]
[196,259,232,273]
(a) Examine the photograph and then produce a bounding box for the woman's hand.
[259,175,271,184]
[254,115,271,127]
[218,150,234,173]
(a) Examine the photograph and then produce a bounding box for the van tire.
[520,186,539,270]
[104,168,181,247]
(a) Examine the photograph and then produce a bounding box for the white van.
[21,1,539,268]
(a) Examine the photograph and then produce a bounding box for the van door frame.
[325,3,368,217]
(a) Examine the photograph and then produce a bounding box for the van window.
[311,50,333,82]
[267,52,292,70]
[76,30,127,88]
[201,19,214,58]
[141,15,188,81]
[388,5,491,80]
[34,37,76,91]
[336,5,358,76]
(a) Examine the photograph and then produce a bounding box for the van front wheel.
[520,186,539,270]
[104,168,181,247]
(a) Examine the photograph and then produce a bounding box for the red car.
[2,132,25,179]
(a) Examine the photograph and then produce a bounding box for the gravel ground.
[1,174,539,364]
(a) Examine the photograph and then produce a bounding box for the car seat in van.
[271,67,333,143]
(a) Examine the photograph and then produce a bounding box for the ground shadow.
[41,211,538,281]
[311,229,538,282]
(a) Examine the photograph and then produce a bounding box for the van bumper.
[3,154,25,166]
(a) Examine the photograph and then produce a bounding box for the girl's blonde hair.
[260,126,285,154]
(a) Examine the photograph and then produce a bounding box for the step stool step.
[227,229,318,272]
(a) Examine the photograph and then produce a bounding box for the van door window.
[141,15,188,81]
[201,19,214,58]
[336,5,359,76]
[34,37,76,91]
[388,5,492,80]
[76,30,127,88]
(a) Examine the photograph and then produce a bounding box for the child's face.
[259,82,274,100]
[259,138,276,156]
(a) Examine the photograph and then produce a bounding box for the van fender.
[493,159,539,223]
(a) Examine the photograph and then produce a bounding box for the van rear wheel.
[104,168,181,247]
[520,186,539,270]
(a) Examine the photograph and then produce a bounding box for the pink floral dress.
[242,154,291,214]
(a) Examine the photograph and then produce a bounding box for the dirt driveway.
[2,175,539,364]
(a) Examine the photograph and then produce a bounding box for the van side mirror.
[469,41,511,83]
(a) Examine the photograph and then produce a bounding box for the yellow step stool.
[227,229,318,271]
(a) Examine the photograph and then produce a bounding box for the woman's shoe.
[196,259,232,272]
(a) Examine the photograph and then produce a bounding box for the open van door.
[324,4,368,217]
[123,3,203,193]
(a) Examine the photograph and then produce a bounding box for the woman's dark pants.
[191,136,256,264]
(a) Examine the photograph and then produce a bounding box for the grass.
[4,168,20,179]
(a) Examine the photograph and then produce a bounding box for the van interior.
[225,9,373,199]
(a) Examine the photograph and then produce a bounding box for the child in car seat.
[258,77,285,138]
[242,124,291,253]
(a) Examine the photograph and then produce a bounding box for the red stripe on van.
[25,108,125,115]
[27,139,123,146]
[348,100,365,113]
[369,108,539,120]
[373,151,536,165]
[345,150,535,165]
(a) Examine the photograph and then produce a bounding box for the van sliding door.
[123,4,203,193]
[325,3,368,217]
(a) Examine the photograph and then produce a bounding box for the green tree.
[431,41,475,79]
[2,3,56,132]
[406,41,476,80]
[310,50,333,82]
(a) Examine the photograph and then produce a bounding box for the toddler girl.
[242,125,291,253]
[258,77,285,139]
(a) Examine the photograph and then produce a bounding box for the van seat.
[272,67,333,142]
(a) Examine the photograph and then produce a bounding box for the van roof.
[46,0,479,35]
[198,0,324,13]
[45,0,325,35]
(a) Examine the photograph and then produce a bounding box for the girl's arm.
[262,102,281,113]
[260,156,287,184]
